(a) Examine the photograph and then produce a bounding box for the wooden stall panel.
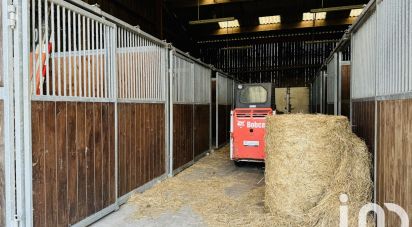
[118,103,166,197]
[351,101,375,152]
[194,105,210,157]
[341,65,351,118]
[211,81,216,146]
[32,101,115,227]
[217,105,230,147]
[0,102,4,227]
[173,104,194,170]
[377,100,412,226]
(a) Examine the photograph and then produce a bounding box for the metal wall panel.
[326,54,337,106]
[194,64,211,104]
[376,0,412,97]
[352,11,377,99]
[172,54,194,104]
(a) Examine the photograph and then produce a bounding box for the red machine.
[230,83,275,164]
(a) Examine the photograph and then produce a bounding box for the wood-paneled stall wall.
[172,53,212,173]
[29,3,169,226]
[213,73,234,148]
[350,1,412,225]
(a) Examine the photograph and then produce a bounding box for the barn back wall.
[198,28,350,87]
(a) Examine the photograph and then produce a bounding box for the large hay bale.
[265,114,372,226]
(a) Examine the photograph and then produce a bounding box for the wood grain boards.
[341,65,351,118]
[173,104,211,170]
[117,103,166,197]
[352,101,375,152]
[32,101,115,227]
[194,105,210,157]
[217,105,231,147]
[173,104,194,170]
[376,99,412,226]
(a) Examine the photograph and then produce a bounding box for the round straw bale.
[265,114,373,226]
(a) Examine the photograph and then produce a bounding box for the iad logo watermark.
[339,194,409,227]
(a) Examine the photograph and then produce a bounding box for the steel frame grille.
[116,27,167,102]
[30,0,116,101]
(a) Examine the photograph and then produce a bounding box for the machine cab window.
[239,86,268,104]
[235,83,275,109]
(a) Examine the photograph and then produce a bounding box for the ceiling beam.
[196,18,356,36]
[310,4,365,13]
[165,0,254,8]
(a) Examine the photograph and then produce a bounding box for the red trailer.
[230,83,275,164]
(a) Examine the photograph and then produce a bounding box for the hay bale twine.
[265,114,372,226]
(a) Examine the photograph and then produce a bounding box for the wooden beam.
[196,18,356,36]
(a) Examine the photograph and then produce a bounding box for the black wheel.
[234,161,244,167]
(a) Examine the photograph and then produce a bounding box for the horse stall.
[212,72,234,148]
[115,25,169,202]
[29,2,118,226]
[27,0,169,226]
[170,50,212,175]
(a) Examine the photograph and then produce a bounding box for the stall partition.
[170,50,212,175]
[213,73,234,148]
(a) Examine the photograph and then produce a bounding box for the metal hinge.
[8,4,17,29]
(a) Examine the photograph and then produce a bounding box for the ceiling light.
[189,17,235,25]
[350,8,363,17]
[303,12,327,21]
[218,19,240,28]
[259,15,281,25]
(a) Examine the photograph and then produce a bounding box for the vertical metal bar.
[51,3,55,96]
[45,0,49,95]
[68,10,72,97]
[118,28,122,99]
[168,49,174,175]
[62,7,66,96]
[91,20,95,98]
[100,23,105,98]
[22,0,34,223]
[73,11,77,97]
[82,16,87,97]
[128,30,132,99]
[95,21,99,98]
[87,18,91,98]
[78,14,82,96]
[97,23,101,98]
[31,0,36,95]
[37,0,42,95]
[57,6,61,96]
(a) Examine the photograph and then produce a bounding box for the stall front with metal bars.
[170,50,213,175]
[212,72,234,148]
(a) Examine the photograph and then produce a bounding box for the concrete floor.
[92,146,266,227]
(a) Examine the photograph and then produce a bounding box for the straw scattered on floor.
[129,146,276,226]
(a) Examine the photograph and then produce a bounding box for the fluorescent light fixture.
[350,8,363,17]
[218,19,240,28]
[189,17,235,25]
[259,15,281,25]
[303,12,326,21]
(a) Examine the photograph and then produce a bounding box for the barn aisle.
[92,146,269,226]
